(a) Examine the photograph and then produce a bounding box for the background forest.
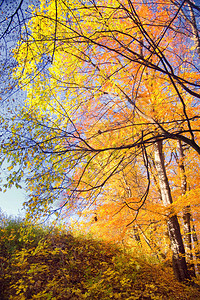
[0,0,200,298]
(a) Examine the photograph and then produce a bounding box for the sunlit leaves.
[1,0,199,268]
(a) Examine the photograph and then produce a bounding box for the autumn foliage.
[0,0,200,285]
[1,217,200,299]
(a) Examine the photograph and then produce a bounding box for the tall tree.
[177,140,195,276]
[154,140,189,281]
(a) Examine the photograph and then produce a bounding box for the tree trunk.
[187,0,200,58]
[191,221,200,273]
[133,224,141,245]
[154,140,190,281]
[177,140,195,277]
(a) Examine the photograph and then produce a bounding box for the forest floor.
[1,218,200,299]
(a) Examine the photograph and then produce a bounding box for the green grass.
[0,218,200,299]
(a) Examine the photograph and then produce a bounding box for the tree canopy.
[0,0,200,282]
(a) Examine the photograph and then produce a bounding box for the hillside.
[1,219,200,299]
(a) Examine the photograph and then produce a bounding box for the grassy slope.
[1,220,200,299]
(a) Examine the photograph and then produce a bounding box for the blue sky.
[0,0,30,219]
[0,187,26,217]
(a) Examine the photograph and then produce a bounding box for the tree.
[1,0,200,282]
[0,0,40,102]
[154,140,189,280]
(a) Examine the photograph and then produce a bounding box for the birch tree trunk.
[187,0,200,58]
[154,140,190,281]
[133,224,141,245]
[177,140,195,276]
